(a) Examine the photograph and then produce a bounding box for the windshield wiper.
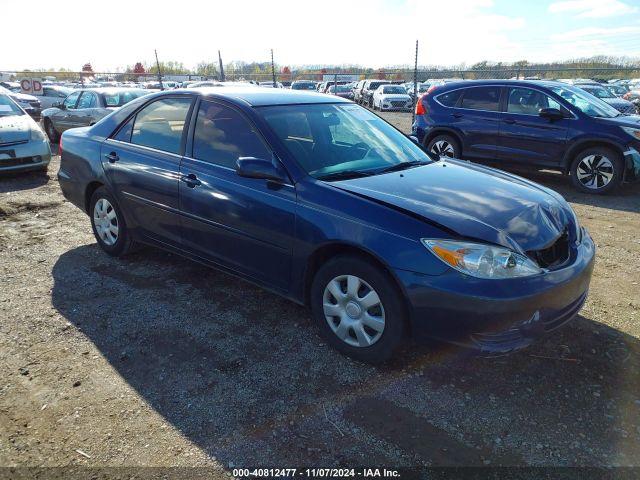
[375,160,426,174]
[315,170,373,181]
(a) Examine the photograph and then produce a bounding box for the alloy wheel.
[431,140,455,157]
[322,275,385,348]
[576,154,614,190]
[93,198,119,246]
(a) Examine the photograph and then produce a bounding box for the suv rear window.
[460,87,500,111]
[436,90,463,107]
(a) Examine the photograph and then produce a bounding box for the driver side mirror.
[53,102,64,109]
[236,156,288,183]
[539,107,565,121]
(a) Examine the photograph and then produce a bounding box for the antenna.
[271,49,276,88]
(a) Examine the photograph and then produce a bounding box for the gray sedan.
[0,94,51,173]
[42,88,150,142]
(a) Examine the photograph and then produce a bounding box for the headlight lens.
[30,125,46,141]
[422,239,543,279]
[621,126,640,140]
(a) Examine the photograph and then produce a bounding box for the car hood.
[0,114,33,143]
[332,159,574,253]
[602,98,634,109]
[11,92,38,102]
[596,114,640,128]
[380,94,411,100]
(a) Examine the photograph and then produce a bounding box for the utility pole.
[218,50,225,82]
[271,49,277,87]
[154,49,164,90]
[412,40,419,125]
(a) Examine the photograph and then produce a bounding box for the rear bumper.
[0,140,51,173]
[395,230,595,354]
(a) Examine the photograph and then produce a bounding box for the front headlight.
[30,125,46,141]
[621,126,640,140]
[422,239,543,279]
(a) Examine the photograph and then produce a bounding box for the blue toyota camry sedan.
[58,87,595,363]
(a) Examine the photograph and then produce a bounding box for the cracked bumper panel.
[623,146,640,182]
[395,230,595,353]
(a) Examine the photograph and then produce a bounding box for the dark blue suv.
[413,80,640,194]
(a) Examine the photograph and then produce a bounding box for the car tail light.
[58,135,63,157]
[415,94,427,115]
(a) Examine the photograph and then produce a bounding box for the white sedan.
[372,85,412,111]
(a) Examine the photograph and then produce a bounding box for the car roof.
[81,87,147,94]
[182,86,351,106]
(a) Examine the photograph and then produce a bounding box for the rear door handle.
[452,113,463,118]
[181,173,201,188]
[104,152,119,163]
[504,119,516,125]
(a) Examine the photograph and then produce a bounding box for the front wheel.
[570,147,623,194]
[310,256,406,363]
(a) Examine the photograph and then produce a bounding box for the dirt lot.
[1,121,640,475]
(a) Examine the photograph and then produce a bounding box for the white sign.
[20,78,43,96]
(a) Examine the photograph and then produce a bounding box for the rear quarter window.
[460,87,500,111]
[436,90,463,107]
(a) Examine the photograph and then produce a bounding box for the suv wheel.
[89,187,137,256]
[570,147,623,194]
[310,255,406,363]
[427,134,459,158]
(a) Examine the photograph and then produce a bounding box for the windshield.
[259,103,433,179]
[549,84,621,118]
[103,90,148,107]
[582,86,615,99]
[382,86,406,94]
[0,94,23,116]
[329,85,350,93]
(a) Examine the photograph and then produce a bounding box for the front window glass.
[63,91,81,109]
[382,86,406,94]
[77,92,96,109]
[259,103,433,178]
[0,94,23,116]
[130,97,192,154]
[507,88,561,115]
[192,101,271,168]
[549,84,620,118]
[104,90,148,107]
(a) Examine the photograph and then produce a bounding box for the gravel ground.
[1,125,639,474]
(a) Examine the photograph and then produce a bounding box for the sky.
[1,0,639,72]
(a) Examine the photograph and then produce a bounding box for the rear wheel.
[310,255,406,363]
[89,187,137,257]
[570,146,623,194]
[427,134,459,158]
[44,119,60,143]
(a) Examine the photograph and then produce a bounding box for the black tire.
[426,134,460,159]
[89,186,136,257]
[44,119,60,143]
[570,146,623,195]
[310,255,407,364]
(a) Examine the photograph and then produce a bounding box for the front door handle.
[181,173,201,188]
[452,113,463,118]
[104,152,119,163]
[503,118,516,125]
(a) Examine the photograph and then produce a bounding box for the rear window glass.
[129,97,192,154]
[436,90,463,107]
[460,87,500,111]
